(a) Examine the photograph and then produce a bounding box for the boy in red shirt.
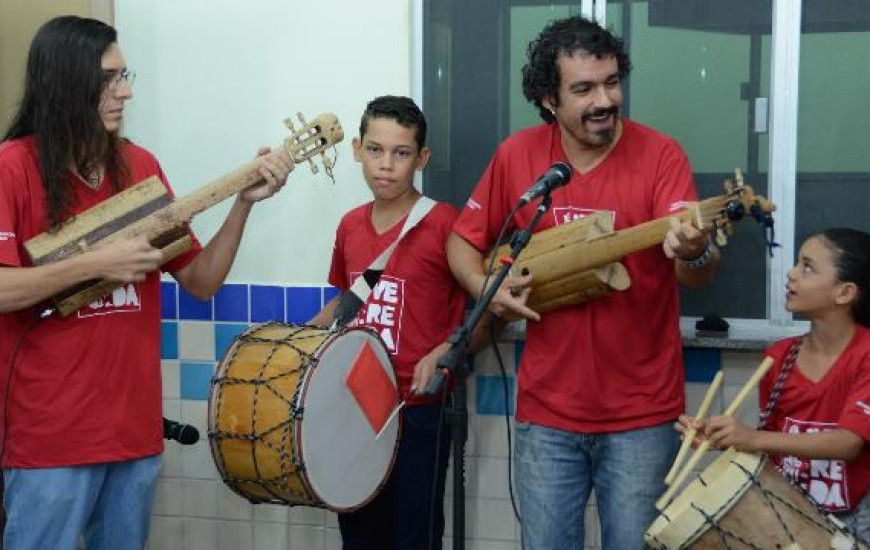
[309,96,465,549]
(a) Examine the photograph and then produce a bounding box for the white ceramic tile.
[217,483,253,521]
[179,322,217,361]
[288,505,326,526]
[468,540,520,550]
[253,521,290,549]
[163,398,182,419]
[181,438,219,480]
[162,360,181,399]
[468,456,511,499]
[161,440,183,478]
[218,520,254,550]
[183,479,219,519]
[184,518,219,550]
[153,477,185,516]
[147,516,184,550]
[470,415,512,458]
[472,343,517,375]
[181,398,209,432]
[466,498,519,541]
[254,503,291,523]
[324,527,342,550]
[288,525,326,550]
[324,511,339,528]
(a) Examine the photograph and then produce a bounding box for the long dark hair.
[820,228,870,328]
[522,15,631,123]
[3,16,129,229]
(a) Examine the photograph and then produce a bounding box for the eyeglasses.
[103,68,137,89]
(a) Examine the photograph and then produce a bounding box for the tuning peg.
[734,168,745,187]
[716,226,728,247]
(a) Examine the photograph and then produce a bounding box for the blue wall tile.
[250,285,285,323]
[214,323,249,361]
[178,288,212,321]
[161,321,178,360]
[286,287,321,324]
[476,375,515,415]
[684,348,722,383]
[180,361,215,401]
[322,286,341,306]
[160,282,177,320]
[214,284,249,322]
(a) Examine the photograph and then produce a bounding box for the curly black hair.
[521,16,631,123]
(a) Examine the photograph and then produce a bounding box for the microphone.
[163,417,200,445]
[518,162,573,206]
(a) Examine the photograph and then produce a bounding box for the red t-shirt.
[0,136,201,468]
[452,120,697,433]
[760,327,870,512]
[328,200,465,403]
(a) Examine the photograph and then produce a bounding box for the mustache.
[581,106,619,123]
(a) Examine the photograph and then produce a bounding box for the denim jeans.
[838,490,870,545]
[339,402,451,550]
[515,421,678,550]
[3,455,162,550]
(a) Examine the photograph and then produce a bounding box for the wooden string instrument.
[25,112,344,317]
[486,169,775,313]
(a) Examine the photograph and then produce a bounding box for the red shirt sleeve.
[452,146,515,253]
[838,349,870,443]
[327,217,348,290]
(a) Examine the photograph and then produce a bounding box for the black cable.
[2,309,48,480]
[426,387,450,550]
[489,314,522,524]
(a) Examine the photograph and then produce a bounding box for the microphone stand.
[425,193,553,550]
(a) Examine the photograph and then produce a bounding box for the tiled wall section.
[155,281,765,550]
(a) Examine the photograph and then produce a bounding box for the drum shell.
[646,448,863,549]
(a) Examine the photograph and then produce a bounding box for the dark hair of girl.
[820,228,870,327]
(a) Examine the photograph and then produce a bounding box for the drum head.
[297,328,399,511]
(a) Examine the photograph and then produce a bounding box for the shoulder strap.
[331,197,436,328]
[757,336,803,430]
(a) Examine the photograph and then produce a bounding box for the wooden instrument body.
[486,174,775,314]
[24,113,344,317]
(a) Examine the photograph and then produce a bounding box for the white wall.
[116,0,413,285]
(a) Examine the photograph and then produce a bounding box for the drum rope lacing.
[210,322,324,505]
[656,457,841,549]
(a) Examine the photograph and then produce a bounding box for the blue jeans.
[339,402,451,550]
[3,455,162,550]
[515,421,678,550]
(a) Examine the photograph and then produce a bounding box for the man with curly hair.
[448,15,719,549]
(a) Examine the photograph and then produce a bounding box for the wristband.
[678,242,713,270]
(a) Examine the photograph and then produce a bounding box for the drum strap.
[757,336,803,430]
[332,196,437,328]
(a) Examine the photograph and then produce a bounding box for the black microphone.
[518,162,573,206]
[163,417,200,445]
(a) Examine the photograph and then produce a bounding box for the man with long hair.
[448,16,719,548]
[0,16,292,549]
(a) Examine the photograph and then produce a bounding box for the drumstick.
[664,371,723,486]
[375,400,405,440]
[655,356,774,510]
